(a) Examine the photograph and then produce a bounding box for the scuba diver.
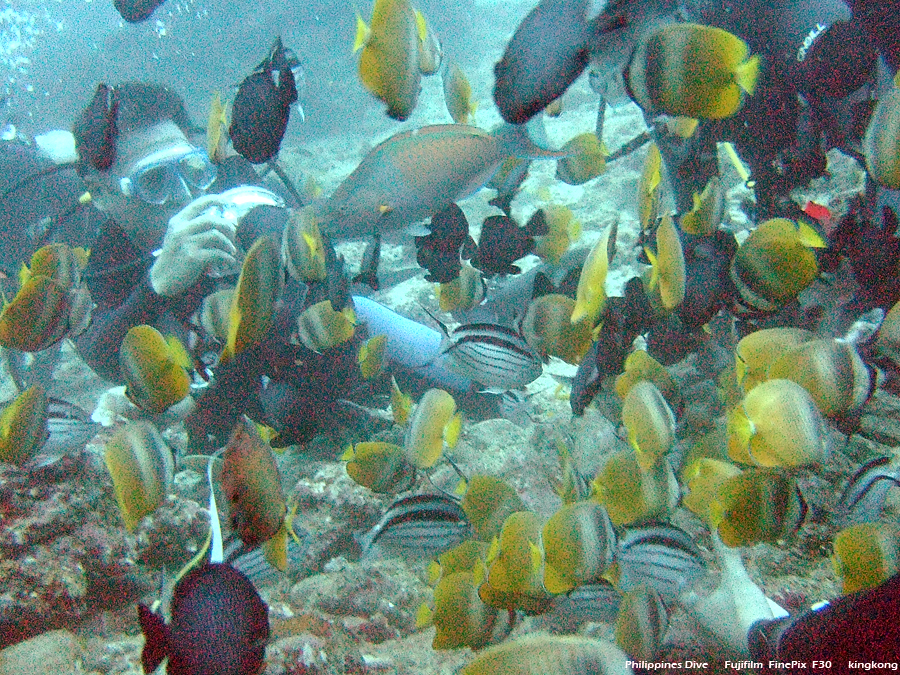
[655,0,879,221]
[40,81,480,451]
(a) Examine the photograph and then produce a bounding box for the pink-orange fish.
[316,124,564,240]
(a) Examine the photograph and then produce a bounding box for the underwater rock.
[0,629,81,675]
[133,495,210,569]
[289,557,427,639]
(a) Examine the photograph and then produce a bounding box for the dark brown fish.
[494,0,622,124]
[113,0,166,22]
[73,83,118,171]
[230,37,298,164]
[138,563,269,675]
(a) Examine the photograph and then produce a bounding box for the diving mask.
[120,145,217,205]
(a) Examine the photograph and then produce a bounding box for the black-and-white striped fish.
[357,493,472,560]
[836,456,900,526]
[615,525,706,599]
[425,308,544,390]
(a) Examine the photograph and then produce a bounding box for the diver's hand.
[150,195,240,297]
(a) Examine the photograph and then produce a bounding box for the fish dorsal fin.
[353,13,369,53]
[421,304,450,338]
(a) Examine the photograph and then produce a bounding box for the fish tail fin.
[735,54,760,96]
[137,604,169,675]
[353,14,369,53]
[492,122,568,160]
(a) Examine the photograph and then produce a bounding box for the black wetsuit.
[662,0,876,220]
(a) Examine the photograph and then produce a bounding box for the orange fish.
[317,124,564,240]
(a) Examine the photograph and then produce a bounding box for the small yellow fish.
[591,451,677,526]
[206,90,228,164]
[294,300,356,353]
[681,457,742,525]
[404,388,460,469]
[426,571,513,650]
[224,236,282,361]
[534,206,581,264]
[437,261,484,312]
[354,0,421,120]
[644,214,686,311]
[390,375,413,425]
[358,334,388,379]
[342,441,415,493]
[571,227,613,326]
[679,175,724,236]
[615,585,668,661]
[442,62,476,124]
[621,381,676,471]
[637,143,662,232]
[555,132,607,186]
[542,501,615,594]
[767,338,871,418]
[833,523,900,595]
[522,293,592,364]
[120,325,192,414]
[710,468,806,547]
[863,86,900,189]
[460,475,525,541]
[0,385,49,466]
[104,421,173,531]
[629,22,760,120]
[415,8,443,75]
[283,207,327,282]
[0,275,71,353]
[734,327,814,391]
[614,349,681,411]
[727,379,828,467]
[481,511,550,614]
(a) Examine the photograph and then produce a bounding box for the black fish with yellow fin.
[471,214,539,277]
[415,203,476,283]
[230,37,298,164]
[138,563,269,675]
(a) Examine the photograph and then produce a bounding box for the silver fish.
[427,310,544,390]
[357,493,472,559]
[616,526,706,598]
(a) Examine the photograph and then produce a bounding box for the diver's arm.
[73,267,170,382]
